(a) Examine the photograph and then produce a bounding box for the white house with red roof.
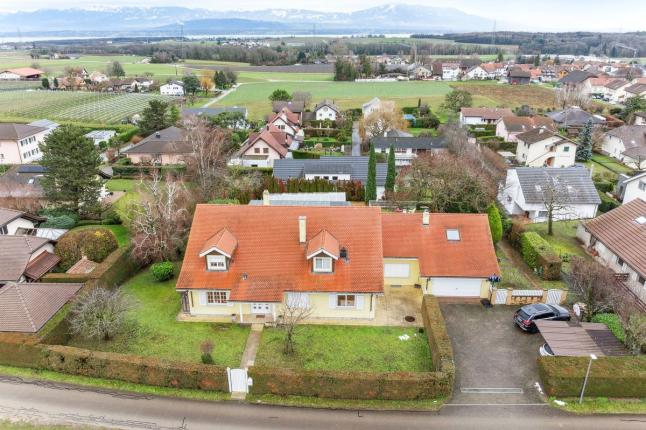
[228,124,294,168]
[267,107,302,138]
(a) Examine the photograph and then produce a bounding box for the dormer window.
[206,254,227,271]
[446,229,460,241]
[313,256,333,273]
[199,228,238,273]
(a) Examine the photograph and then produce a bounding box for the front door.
[251,303,271,314]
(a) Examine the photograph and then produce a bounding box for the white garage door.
[431,277,482,297]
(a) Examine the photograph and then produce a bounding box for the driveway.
[441,304,546,404]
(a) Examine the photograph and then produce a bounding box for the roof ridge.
[12,283,37,332]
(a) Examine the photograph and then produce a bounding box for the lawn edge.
[246,394,447,411]
[548,397,646,415]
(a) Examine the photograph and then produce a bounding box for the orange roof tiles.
[269,107,300,127]
[177,205,384,301]
[199,228,238,258]
[381,212,500,278]
[239,125,290,158]
[306,229,340,259]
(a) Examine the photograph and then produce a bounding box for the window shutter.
[356,295,365,310]
[328,294,337,309]
[198,291,207,306]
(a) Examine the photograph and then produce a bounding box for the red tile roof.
[461,107,513,120]
[177,205,384,301]
[199,228,238,258]
[24,251,60,280]
[269,107,300,127]
[381,212,500,278]
[306,229,340,259]
[239,124,290,158]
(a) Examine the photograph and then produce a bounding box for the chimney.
[422,209,430,226]
[298,216,307,244]
[262,189,270,206]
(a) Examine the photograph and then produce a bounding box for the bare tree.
[358,104,407,144]
[440,121,472,157]
[128,173,193,264]
[183,117,234,202]
[279,298,313,355]
[539,175,573,235]
[69,287,135,341]
[556,85,591,109]
[292,91,312,109]
[568,257,618,321]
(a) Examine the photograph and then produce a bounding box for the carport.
[535,320,627,356]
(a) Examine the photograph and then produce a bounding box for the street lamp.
[579,353,597,404]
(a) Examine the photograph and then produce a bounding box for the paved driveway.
[441,304,546,404]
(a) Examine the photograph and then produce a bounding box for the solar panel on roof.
[17,165,47,174]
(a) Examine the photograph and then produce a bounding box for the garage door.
[431,277,482,297]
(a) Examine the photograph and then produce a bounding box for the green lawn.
[550,397,646,414]
[524,220,589,272]
[591,313,626,342]
[496,247,535,290]
[255,325,432,372]
[71,224,130,248]
[66,266,250,366]
[106,178,138,193]
[591,154,635,176]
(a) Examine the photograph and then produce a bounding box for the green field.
[0,90,174,124]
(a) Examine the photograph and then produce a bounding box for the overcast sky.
[2,0,645,31]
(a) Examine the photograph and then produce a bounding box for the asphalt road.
[1,376,645,430]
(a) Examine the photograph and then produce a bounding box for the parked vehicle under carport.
[513,303,570,333]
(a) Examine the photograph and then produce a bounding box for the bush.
[594,180,614,194]
[41,215,77,229]
[55,228,119,271]
[519,232,562,280]
[39,208,79,223]
[487,204,503,243]
[591,313,625,342]
[598,191,620,213]
[151,261,175,282]
[207,198,240,205]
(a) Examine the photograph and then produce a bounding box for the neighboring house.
[313,100,341,121]
[84,130,116,147]
[547,106,606,129]
[122,126,191,165]
[464,65,489,80]
[441,63,461,81]
[28,119,59,136]
[160,81,184,96]
[499,167,600,222]
[0,67,44,80]
[508,68,531,85]
[558,70,597,95]
[273,156,388,199]
[268,107,301,137]
[616,171,646,204]
[0,208,44,235]
[459,107,513,126]
[56,76,86,90]
[133,77,154,91]
[515,127,577,167]
[175,205,500,323]
[624,83,646,99]
[0,235,59,284]
[272,101,305,121]
[604,79,630,104]
[0,282,83,332]
[0,165,46,208]
[89,71,108,83]
[633,112,646,126]
[481,63,507,79]
[362,97,382,117]
[371,136,447,166]
[249,191,351,207]
[0,123,49,164]
[229,125,292,168]
[408,64,432,80]
[601,125,646,170]
[577,198,646,305]
[495,115,556,142]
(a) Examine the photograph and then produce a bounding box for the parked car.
[539,343,555,356]
[513,303,570,333]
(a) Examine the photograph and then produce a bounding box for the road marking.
[460,387,524,394]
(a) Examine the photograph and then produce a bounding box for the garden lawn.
[71,224,130,248]
[524,220,589,273]
[550,397,646,414]
[66,265,250,367]
[591,154,635,176]
[106,178,138,193]
[255,325,432,372]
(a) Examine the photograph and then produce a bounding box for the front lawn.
[255,325,432,372]
[71,224,130,248]
[66,265,250,367]
[550,397,646,414]
[591,154,635,176]
[524,220,589,273]
[106,178,137,193]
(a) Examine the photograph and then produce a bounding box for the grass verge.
[550,397,646,414]
[0,364,230,402]
[247,394,446,411]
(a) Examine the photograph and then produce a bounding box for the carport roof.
[535,320,626,357]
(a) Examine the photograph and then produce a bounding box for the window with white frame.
[446,229,460,241]
[336,294,356,307]
[313,256,333,273]
[206,254,227,271]
[207,291,228,304]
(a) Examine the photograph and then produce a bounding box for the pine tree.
[40,125,102,216]
[385,145,396,193]
[139,100,172,136]
[365,144,377,202]
[576,119,593,162]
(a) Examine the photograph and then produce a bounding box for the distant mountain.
[0,3,495,37]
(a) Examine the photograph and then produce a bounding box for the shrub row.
[55,228,119,271]
[421,295,455,377]
[111,164,186,179]
[538,356,646,397]
[519,232,562,280]
[304,128,339,138]
[291,150,321,159]
[598,191,620,213]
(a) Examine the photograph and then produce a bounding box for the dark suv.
[513,303,570,333]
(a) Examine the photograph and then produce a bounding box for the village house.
[28,119,59,135]
[313,100,341,121]
[601,125,646,170]
[175,205,499,323]
[459,107,513,126]
[577,198,646,306]
[362,97,384,118]
[84,130,116,147]
[515,127,577,167]
[624,82,646,100]
[0,207,44,235]
[616,171,646,204]
[547,106,606,132]
[464,65,489,80]
[480,63,506,79]
[407,63,432,80]
[604,79,631,104]
[558,70,597,96]
[495,115,556,142]
[499,167,600,222]
[0,67,44,80]
[229,124,293,168]
[268,107,302,138]
[0,235,60,285]
[0,165,47,211]
[272,101,305,121]
[0,123,49,164]
[371,136,447,166]
[441,63,461,81]
[273,156,388,199]
[122,126,191,165]
[508,68,531,85]
[160,80,184,96]
[89,71,108,83]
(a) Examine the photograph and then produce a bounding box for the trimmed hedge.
[598,191,620,213]
[55,228,119,271]
[421,296,455,377]
[519,232,562,280]
[111,164,186,179]
[538,356,646,397]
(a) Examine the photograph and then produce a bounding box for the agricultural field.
[451,81,557,110]
[0,90,174,124]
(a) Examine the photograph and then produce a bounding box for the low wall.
[538,355,646,397]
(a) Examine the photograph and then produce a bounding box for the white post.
[239,303,244,324]
[579,354,597,404]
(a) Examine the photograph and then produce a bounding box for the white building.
[0,123,49,165]
[160,81,184,96]
[362,97,382,118]
[499,167,600,222]
[459,107,513,126]
[441,63,461,81]
[464,65,489,80]
[601,125,646,170]
[0,208,42,235]
[84,130,116,147]
[515,127,577,168]
[313,100,341,121]
[616,171,646,204]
